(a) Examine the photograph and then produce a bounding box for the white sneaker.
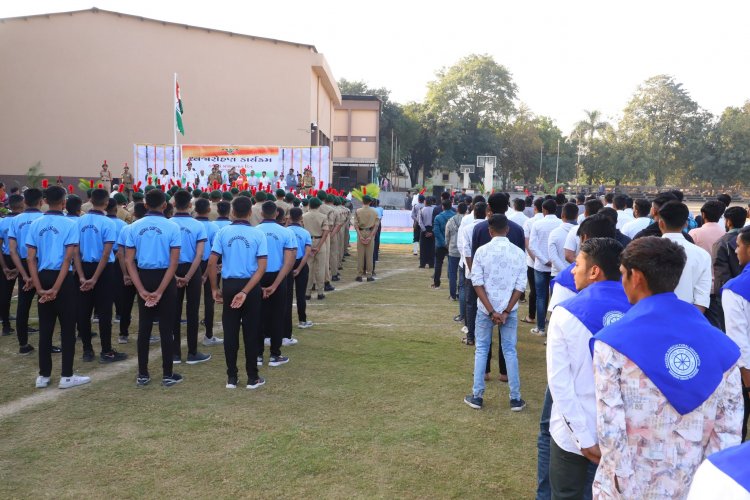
[202,336,224,346]
[530,327,546,337]
[118,336,129,344]
[59,374,91,389]
[461,326,469,334]
[263,338,271,347]
[282,337,298,346]
[298,321,313,329]
[256,356,263,367]
[35,376,50,388]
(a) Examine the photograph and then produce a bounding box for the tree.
[574,110,610,144]
[398,103,438,186]
[713,102,750,188]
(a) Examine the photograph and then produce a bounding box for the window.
[442,173,449,182]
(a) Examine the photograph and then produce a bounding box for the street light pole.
[555,139,560,186]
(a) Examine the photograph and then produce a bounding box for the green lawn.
[0,245,546,498]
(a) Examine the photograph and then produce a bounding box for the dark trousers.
[413,223,420,243]
[527,266,537,320]
[447,255,459,300]
[549,439,597,500]
[77,262,115,353]
[293,260,309,323]
[373,225,381,264]
[259,271,285,357]
[284,272,295,338]
[486,327,507,375]
[705,294,725,331]
[222,278,261,380]
[200,260,216,338]
[136,268,176,377]
[113,261,124,319]
[173,262,201,358]
[419,231,435,268]
[120,278,137,337]
[535,270,552,331]
[743,383,749,442]
[1,254,16,329]
[465,276,477,342]
[433,246,448,287]
[37,271,76,378]
[537,386,553,500]
[16,259,35,347]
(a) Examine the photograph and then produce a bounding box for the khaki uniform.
[100,169,112,192]
[117,206,133,223]
[318,203,336,282]
[207,172,222,188]
[302,172,315,194]
[249,204,264,226]
[81,201,93,213]
[208,201,220,221]
[353,205,379,278]
[121,170,133,198]
[302,209,330,294]
[327,203,345,277]
[275,199,291,222]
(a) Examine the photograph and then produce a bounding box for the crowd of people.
[0,180,384,390]
[413,188,750,499]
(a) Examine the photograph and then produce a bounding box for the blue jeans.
[534,270,551,331]
[472,310,521,400]
[536,386,553,500]
[447,256,459,300]
[458,266,466,319]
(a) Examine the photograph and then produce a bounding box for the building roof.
[341,95,382,102]
[0,7,319,53]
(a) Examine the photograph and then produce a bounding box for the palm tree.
[574,110,610,144]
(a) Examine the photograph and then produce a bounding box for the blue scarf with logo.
[591,293,740,415]
[707,442,750,493]
[558,280,631,335]
[722,264,750,302]
[551,262,577,293]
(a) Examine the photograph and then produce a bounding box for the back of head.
[562,202,579,221]
[473,201,487,220]
[487,214,508,234]
[634,199,651,217]
[626,196,634,209]
[613,194,627,210]
[598,207,618,226]
[513,198,525,212]
[525,196,533,207]
[652,192,678,211]
[442,199,452,211]
[717,193,732,207]
[8,194,25,211]
[457,202,467,215]
[133,202,147,219]
[488,192,509,215]
[145,189,166,210]
[276,207,285,223]
[262,200,277,218]
[472,195,486,206]
[217,201,231,217]
[65,195,82,214]
[194,198,210,215]
[658,201,689,230]
[604,192,614,204]
[173,190,192,210]
[555,193,567,205]
[584,199,603,216]
[44,186,66,206]
[289,207,303,222]
[232,196,252,219]
[418,194,425,203]
[670,189,684,202]
[106,197,118,215]
[576,194,585,204]
[533,197,543,212]
[620,236,686,294]
[90,188,109,207]
[541,199,557,214]
[700,200,725,223]
[580,237,625,280]
[724,206,747,229]
[578,213,616,240]
[441,191,450,201]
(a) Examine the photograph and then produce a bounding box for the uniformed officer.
[208,190,222,221]
[120,163,134,200]
[116,202,147,344]
[125,189,183,387]
[182,161,199,189]
[80,189,94,214]
[99,161,113,192]
[75,188,126,363]
[127,191,144,212]
[8,188,45,354]
[170,190,211,365]
[114,193,133,223]
[287,207,313,331]
[354,195,380,282]
[316,192,336,292]
[207,166,222,188]
[249,193,266,226]
[207,196,267,389]
[194,198,223,347]
[0,194,24,336]
[325,195,344,282]
[274,189,290,222]
[25,185,90,389]
[302,168,314,194]
[302,197,330,300]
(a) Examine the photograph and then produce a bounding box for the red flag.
[97,183,103,189]
[176,180,182,188]
[213,180,219,190]
[259,182,264,190]
[231,181,236,188]
[362,186,367,195]
[319,180,324,189]
[160,184,166,192]
[68,185,74,194]
[118,184,125,192]
[41,179,48,189]
[243,182,249,191]
[420,188,426,195]
[89,180,95,188]
[266,185,271,193]
[136,180,142,188]
[277,181,280,189]
[222,184,227,192]
[156,178,161,185]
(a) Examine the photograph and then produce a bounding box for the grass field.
[0,244,547,499]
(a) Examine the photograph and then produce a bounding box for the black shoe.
[162,373,184,387]
[453,315,464,322]
[510,398,527,412]
[82,351,95,362]
[19,344,35,355]
[464,395,483,409]
[226,376,239,389]
[100,350,128,363]
[371,271,377,277]
[317,294,325,300]
[355,276,363,282]
[1,326,14,336]
[247,377,266,389]
[51,345,61,354]
[367,277,375,282]
[27,326,38,333]
[186,352,211,365]
[344,252,351,257]
[136,374,151,387]
[338,266,343,270]
[331,275,340,282]
[305,295,312,300]
[173,354,182,365]
[418,265,425,269]
[324,283,335,292]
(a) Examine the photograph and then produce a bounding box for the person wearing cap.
[114,193,133,223]
[353,195,380,282]
[316,192,337,292]
[193,198,223,347]
[182,161,199,189]
[207,166,222,188]
[302,169,314,194]
[99,161,113,192]
[116,201,146,344]
[127,191,144,212]
[120,164,133,200]
[302,197,330,300]
[25,185,91,389]
[207,190,222,221]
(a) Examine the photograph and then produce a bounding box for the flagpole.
[173,72,178,178]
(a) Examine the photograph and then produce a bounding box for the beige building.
[0,8,340,190]
[332,95,381,191]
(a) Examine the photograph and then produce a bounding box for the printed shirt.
[211,221,267,279]
[288,224,312,260]
[196,217,219,261]
[529,214,562,272]
[77,210,117,263]
[8,209,44,259]
[592,342,743,499]
[0,214,17,255]
[170,214,208,264]
[125,212,181,269]
[25,211,79,271]
[257,220,297,273]
[470,236,527,315]
[662,232,712,308]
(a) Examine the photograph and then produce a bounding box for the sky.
[3,0,749,132]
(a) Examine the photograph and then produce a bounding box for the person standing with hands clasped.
[286,207,313,333]
[353,195,380,282]
[25,186,90,389]
[208,196,267,389]
[125,189,182,387]
[464,214,527,411]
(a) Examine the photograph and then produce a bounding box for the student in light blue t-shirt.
[115,202,147,344]
[286,207,313,332]
[194,198,222,347]
[0,194,24,336]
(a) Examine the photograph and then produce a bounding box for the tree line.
[339,54,750,192]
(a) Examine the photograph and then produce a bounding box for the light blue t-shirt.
[117,224,131,257]
[77,210,117,263]
[108,215,127,254]
[287,224,312,260]
[170,214,208,264]
[214,217,231,230]
[125,212,181,269]
[26,212,79,271]
[0,214,18,255]
[8,209,44,259]
[196,217,219,261]
[211,221,267,279]
[257,220,297,273]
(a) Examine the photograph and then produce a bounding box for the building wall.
[0,9,340,180]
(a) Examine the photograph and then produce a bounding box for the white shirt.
[182,169,198,187]
[548,222,574,276]
[259,174,270,186]
[615,209,633,230]
[159,174,170,186]
[547,307,598,454]
[662,232,712,308]
[277,178,287,189]
[687,452,750,500]
[509,210,528,228]
[458,217,481,273]
[529,214,562,272]
[548,283,577,312]
[621,216,651,239]
[577,213,586,224]
[248,175,259,187]
[563,228,580,258]
[722,289,750,369]
[197,173,208,190]
[523,213,543,267]
[457,210,476,268]
[470,236,527,315]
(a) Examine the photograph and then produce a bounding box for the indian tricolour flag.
[175,81,185,135]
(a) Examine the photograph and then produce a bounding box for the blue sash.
[551,262,577,293]
[722,264,750,303]
[707,442,750,493]
[558,280,631,335]
[592,293,740,415]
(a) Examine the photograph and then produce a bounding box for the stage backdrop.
[133,144,330,188]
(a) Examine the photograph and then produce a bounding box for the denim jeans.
[536,386,553,500]
[458,266,466,320]
[472,310,520,400]
[447,256,460,300]
[534,270,551,331]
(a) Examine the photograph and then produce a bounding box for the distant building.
[332,95,381,191]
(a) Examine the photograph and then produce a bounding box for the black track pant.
[259,271,285,358]
[78,262,115,353]
[222,278,261,380]
[119,276,137,337]
[200,260,216,338]
[16,259,35,347]
[1,254,16,329]
[173,262,201,358]
[37,270,76,377]
[136,268,176,377]
[293,260,309,324]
